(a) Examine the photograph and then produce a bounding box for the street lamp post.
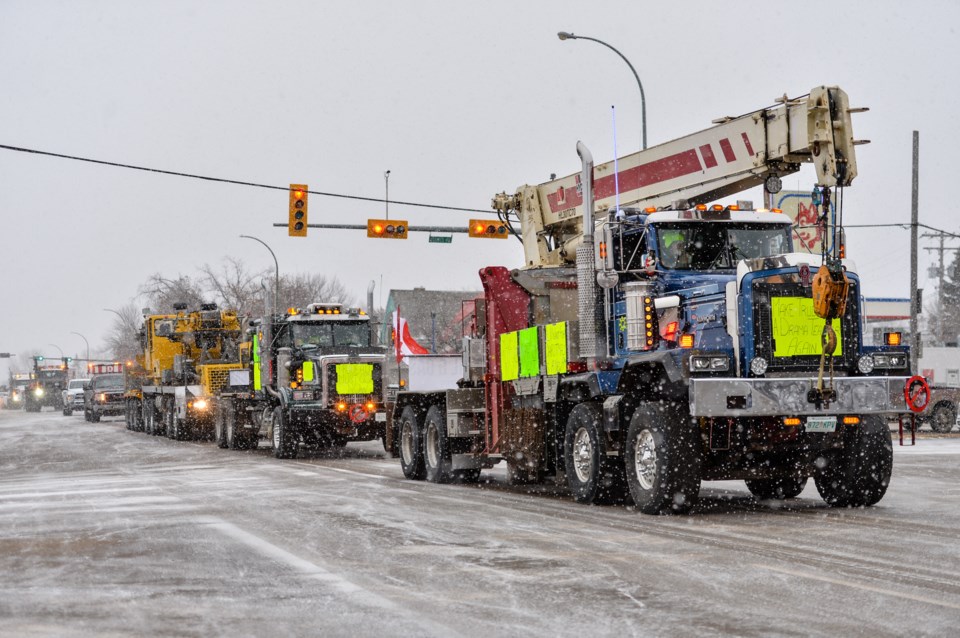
[240,235,279,318]
[70,331,90,362]
[48,343,64,358]
[385,170,391,219]
[558,31,647,151]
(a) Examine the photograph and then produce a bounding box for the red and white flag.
[392,307,429,363]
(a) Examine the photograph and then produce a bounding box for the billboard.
[775,190,823,254]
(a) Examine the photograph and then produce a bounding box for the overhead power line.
[0,143,485,214]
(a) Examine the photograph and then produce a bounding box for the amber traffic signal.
[288,184,308,237]
[367,219,408,239]
[468,219,509,239]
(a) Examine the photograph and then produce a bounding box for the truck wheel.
[164,403,178,439]
[145,403,158,435]
[272,407,299,459]
[815,415,892,507]
[930,402,957,433]
[63,407,72,417]
[745,476,808,500]
[624,402,701,515]
[214,407,228,449]
[564,402,628,505]
[90,411,101,423]
[423,405,453,483]
[398,405,426,480]
[225,404,243,450]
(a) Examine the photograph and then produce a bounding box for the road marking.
[288,461,387,480]
[757,563,960,610]
[200,517,456,636]
[0,486,155,500]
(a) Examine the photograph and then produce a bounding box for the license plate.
[292,390,314,401]
[375,412,387,422]
[806,416,837,433]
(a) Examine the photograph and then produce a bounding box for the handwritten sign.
[771,297,842,357]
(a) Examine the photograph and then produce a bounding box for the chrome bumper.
[689,376,911,417]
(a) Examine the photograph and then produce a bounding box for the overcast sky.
[2,0,958,377]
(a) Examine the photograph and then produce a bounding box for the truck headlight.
[689,355,730,373]
[192,399,209,410]
[857,354,875,374]
[872,353,907,369]
[750,356,768,376]
[35,388,45,397]
[98,393,107,402]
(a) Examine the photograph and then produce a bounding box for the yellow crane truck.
[124,303,244,440]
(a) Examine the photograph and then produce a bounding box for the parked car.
[61,379,90,416]
[83,374,126,423]
[918,386,959,433]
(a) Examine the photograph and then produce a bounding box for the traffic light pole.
[272,223,472,233]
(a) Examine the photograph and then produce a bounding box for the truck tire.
[564,402,628,505]
[144,402,157,435]
[90,411,101,423]
[164,402,178,440]
[225,402,257,450]
[214,407,228,449]
[423,405,453,484]
[398,405,426,480]
[814,415,892,508]
[272,407,299,459]
[624,402,702,515]
[930,402,957,434]
[63,407,72,417]
[745,476,808,500]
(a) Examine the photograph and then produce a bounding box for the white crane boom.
[493,86,865,267]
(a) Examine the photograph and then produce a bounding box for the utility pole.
[921,231,960,308]
[910,131,920,374]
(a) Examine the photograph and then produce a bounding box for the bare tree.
[102,303,142,362]
[138,273,206,314]
[278,272,354,311]
[199,257,269,318]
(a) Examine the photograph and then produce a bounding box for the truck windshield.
[657,223,792,270]
[93,375,124,389]
[291,321,370,348]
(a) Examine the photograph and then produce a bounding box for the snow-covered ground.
[2,409,959,637]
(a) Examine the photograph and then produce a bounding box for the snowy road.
[2,409,959,637]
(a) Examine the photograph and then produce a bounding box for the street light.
[48,343,64,358]
[240,235,279,318]
[70,331,90,362]
[558,31,647,150]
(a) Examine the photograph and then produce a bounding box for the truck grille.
[201,364,244,396]
[752,281,859,374]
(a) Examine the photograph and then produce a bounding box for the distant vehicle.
[0,390,8,409]
[61,378,90,416]
[84,373,126,422]
[917,386,959,433]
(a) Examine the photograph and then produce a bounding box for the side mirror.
[82,382,91,391]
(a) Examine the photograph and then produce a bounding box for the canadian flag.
[392,308,429,363]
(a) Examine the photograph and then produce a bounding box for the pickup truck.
[919,386,959,433]
[62,378,89,416]
[84,374,126,423]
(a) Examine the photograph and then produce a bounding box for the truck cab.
[264,304,387,444]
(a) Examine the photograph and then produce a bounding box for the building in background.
[380,288,482,355]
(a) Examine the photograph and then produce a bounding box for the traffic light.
[468,219,509,239]
[366,219,408,239]
[288,184,308,237]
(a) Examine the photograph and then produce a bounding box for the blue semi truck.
[391,86,914,513]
